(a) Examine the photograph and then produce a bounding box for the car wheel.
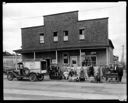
[38,74,44,81]
[29,73,37,82]
[7,73,14,81]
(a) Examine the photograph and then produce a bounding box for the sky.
[3,2,126,62]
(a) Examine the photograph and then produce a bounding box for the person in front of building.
[89,64,94,77]
[87,64,95,82]
[83,64,89,80]
[63,67,69,80]
[113,63,118,81]
[79,64,86,81]
[116,63,123,82]
[94,65,101,83]
[109,64,114,73]
[17,62,24,75]
[68,65,77,82]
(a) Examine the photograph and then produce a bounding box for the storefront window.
[63,53,68,64]
[81,52,96,66]
[72,60,76,64]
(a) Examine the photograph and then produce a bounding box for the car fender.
[7,71,16,77]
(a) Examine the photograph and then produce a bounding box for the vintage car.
[7,60,47,81]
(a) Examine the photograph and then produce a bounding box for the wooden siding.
[21,11,109,51]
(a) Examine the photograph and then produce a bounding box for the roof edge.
[21,25,44,29]
[108,39,114,49]
[78,17,109,22]
[43,10,78,17]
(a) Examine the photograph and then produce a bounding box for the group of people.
[102,63,124,82]
[63,63,124,83]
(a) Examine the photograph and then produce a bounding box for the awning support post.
[106,48,109,65]
[34,52,36,61]
[15,53,17,70]
[56,50,58,64]
[80,49,82,66]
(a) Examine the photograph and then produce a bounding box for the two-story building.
[14,10,114,71]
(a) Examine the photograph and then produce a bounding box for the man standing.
[116,63,123,82]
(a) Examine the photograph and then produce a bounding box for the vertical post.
[80,49,82,66]
[106,48,108,65]
[15,53,17,70]
[21,53,22,62]
[56,50,58,64]
[34,52,36,61]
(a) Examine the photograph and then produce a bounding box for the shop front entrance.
[70,56,78,68]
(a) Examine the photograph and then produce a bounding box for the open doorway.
[46,59,51,69]
[41,61,47,70]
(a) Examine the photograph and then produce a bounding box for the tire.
[7,73,14,81]
[29,73,37,82]
[22,68,30,76]
[37,74,44,81]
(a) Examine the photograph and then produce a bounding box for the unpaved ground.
[3,70,127,100]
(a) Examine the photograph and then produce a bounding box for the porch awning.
[14,45,110,54]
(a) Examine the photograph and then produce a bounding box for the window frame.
[63,53,69,64]
[63,30,69,41]
[79,28,85,40]
[53,32,58,42]
[40,33,44,44]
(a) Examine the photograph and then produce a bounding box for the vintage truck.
[7,60,47,81]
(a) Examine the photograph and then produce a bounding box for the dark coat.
[69,70,77,77]
[116,66,123,76]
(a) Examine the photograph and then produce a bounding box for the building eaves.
[14,45,109,54]
[108,39,114,49]
[78,17,109,22]
[21,25,44,29]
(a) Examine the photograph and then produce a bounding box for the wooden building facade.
[14,11,114,71]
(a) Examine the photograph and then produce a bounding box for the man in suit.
[116,63,123,82]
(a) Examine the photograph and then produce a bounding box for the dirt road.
[3,74,126,100]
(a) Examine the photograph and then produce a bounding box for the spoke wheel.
[7,73,14,81]
[29,73,37,82]
[38,74,44,81]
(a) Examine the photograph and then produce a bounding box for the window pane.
[64,31,68,41]
[64,59,68,64]
[64,31,68,36]
[40,34,44,43]
[79,29,82,34]
[79,34,85,39]
[54,36,58,41]
[63,53,68,64]
[64,54,67,57]
[72,60,76,64]
[79,29,85,40]
[64,36,68,41]
[40,33,44,36]
[91,56,96,61]
[40,40,44,43]
[53,32,57,36]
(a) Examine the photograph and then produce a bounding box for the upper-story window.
[79,28,85,40]
[40,33,44,43]
[53,32,58,42]
[63,31,68,41]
